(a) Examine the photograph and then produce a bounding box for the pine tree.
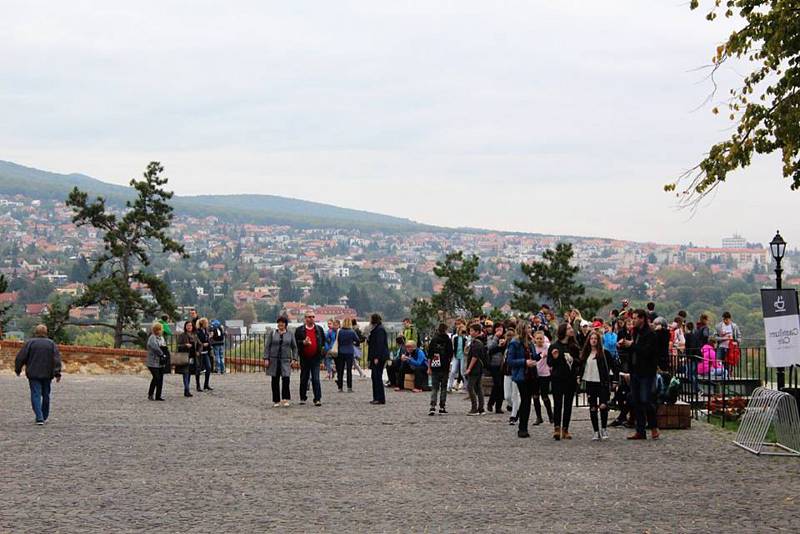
[66,162,188,347]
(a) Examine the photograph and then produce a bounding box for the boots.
[562,429,573,440]
[553,426,561,441]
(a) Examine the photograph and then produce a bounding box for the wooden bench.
[657,401,691,429]
[697,378,761,397]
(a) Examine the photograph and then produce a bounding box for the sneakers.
[508,417,517,425]
[347,388,353,393]
[609,419,624,427]
[627,433,647,440]
[600,428,609,440]
[204,386,213,391]
[592,431,601,441]
[411,388,422,393]
[533,418,544,426]
[439,408,448,414]
[273,402,282,408]
[467,410,481,416]
[651,429,661,440]
[314,400,322,407]
[429,407,436,416]
[35,420,44,426]
[281,400,290,407]
[338,388,344,393]
[299,400,307,405]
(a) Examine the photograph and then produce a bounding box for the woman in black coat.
[547,322,581,441]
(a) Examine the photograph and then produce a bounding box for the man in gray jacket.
[15,324,62,425]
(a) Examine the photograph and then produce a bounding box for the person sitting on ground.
[396,340,428,393]
[386,335,406,388]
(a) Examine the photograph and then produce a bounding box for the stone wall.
[0,339,148,374]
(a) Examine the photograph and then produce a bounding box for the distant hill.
[0,160,434,231]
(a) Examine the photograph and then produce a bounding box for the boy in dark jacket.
[465,323,486,415]
[427,323,454,415]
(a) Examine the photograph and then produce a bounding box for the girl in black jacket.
[580,330,611,441]
[547,323,581,441]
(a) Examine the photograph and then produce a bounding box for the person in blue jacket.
[506,322,538,438]
[396,340,428,392]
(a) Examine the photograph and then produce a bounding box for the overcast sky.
[1,1,794,246]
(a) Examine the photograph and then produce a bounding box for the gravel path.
[1,372,798,533]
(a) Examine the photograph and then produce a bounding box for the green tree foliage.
[66,162,188,347]
[410,298,438,339]
[69,255,91,284]
[74,330,115,348]
[235,302,257,327]
[667,1,800,201]
[278,269,302,302]
[511,243,611,315]
[430,251,483,317]
[41,294,73,344]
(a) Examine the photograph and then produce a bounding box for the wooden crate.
[657,401,691,429]
[404,373,415,390]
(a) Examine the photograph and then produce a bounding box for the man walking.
[368,313,389,405]
[15,324,62,425]
[295,311,325,406]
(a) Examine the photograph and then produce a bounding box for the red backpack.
[726,341,741,367]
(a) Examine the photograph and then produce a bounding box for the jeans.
[467,373,484,412]
[504,375,520,417]
[299,358,322,402]
[271,365,291,403]
[586,381,610,432]
[335,354,353,390]
[448,358,465,390]
[195,352,212,390]
[552,379,575,431]
[148,366,164,399]
[516,380,535,433]
[631,373,658,435]
[212,345,225,374]
[371,360,386,402]
[487,366,504,412]
[182,372,191,393]
[430,370,448,409]
[28,378,52,422]
[324,355,334,378]
[399,361,427,390]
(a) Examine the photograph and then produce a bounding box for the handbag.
[171,350,189,367]
[159,345,171,367]
[329,332,339,357]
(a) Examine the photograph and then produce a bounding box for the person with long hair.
[486,323,507,414]
[547,322,581,440]
[507,322,536,438]
[264,316,297,407]
[335,318,361,392]
[196,317,213,391]
[146,322,167,401]
[503,327,521,425]
[448,324,468,392]
[581,330,612,441]
[176,321,200,397]
[532,330,553,425]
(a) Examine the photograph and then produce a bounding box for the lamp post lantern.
[770,231,787,389]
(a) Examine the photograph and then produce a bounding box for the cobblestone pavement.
[1,372,798,533]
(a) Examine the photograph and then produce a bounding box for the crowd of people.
[13,302,743,443]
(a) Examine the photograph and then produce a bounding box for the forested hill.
[0,160,434,232]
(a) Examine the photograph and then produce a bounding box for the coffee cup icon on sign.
[774,296,786,313]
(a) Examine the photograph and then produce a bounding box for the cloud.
[1,0,793,245]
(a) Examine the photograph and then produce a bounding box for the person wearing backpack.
[464,323,487,416]
[210,319,226,374]
[427,323,454,415]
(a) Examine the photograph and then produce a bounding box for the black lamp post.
[770,230,787,389]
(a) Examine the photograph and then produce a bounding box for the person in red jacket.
[294,311,326,406]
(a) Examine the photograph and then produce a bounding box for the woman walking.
[264,316,298,407]
[146,322,167,401]
[335,318,361,392]
[581,330,612,441]
[176,321,201,397]
[506,322,537,438]
[196,318,213,391]
[548,323,581,440]
[368,313,390,405]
